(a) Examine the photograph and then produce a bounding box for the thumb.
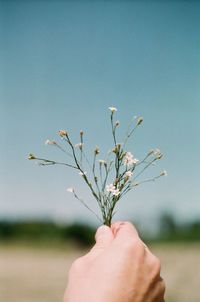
[95,225,114,247]
[88,225,114,260]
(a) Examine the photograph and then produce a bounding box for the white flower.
[160,170,167,176]
[99,159,106,165]
[106,183,116,193]
[45,139,56,145]
[108,106,117,112]
[112,188,120,196]
[153,148,163,159]
[79,171,87,176]
[106,184,120,196]
[153,148,160,155]
[123,151,133,162]
[123,152,139,166]
[67,187,74,193]
[132,158,139,164]
[125,171,133,178]
[75,143,84,148]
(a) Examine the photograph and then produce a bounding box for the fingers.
[88,221,158,266]
[94,221,139,248]
[88,221,139,260]
[150,278,166,302]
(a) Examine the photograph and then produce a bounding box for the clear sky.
[1,0,200,227]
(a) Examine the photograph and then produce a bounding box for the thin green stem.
[67,138,100,202]
[54,143,73,158]
[132,157,157,182]
[73,191,102,223]
[35,157,78,169]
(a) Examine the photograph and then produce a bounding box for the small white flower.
[160,170,167,176]
[106,184,120,196]
[108,106,117,112]
[125,151,133,158]
[79,171,87,176]
[45,139,50,145]
[123,158,132,166]
[153,148,163,159]
[123,152,139,166]
[132,158,139,165]
[106,183,116,193]
[99,159,106,165]
[45,139,56,145]
[75,143,84,148]
[112,188,120,196]
[125,171,133,178]
[153,148,161,155]
[67,187,74,193]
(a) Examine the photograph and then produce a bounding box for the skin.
[64,221,165,302]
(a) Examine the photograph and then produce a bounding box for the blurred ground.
[0,243,200,302]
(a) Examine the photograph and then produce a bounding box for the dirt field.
[0,243,199,302]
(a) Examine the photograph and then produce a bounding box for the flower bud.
[160,170,167,176]
[80,130,84,141]
[28,153,36,160]
[108,106,117,113]
[58,130,68,137]
[115,120,120,127]
[94,147,100,155]
[137,117,143,125]
[45,139,56,145]
[112,144,121,154]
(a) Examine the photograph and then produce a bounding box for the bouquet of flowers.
[29,107,166,226]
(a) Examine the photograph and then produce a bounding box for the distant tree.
[159,213,177,238]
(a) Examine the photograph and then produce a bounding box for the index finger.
[111,221,139,240]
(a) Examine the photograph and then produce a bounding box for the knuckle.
[148,255,162,281]
[123,237,144,254]
[151,255,161,272]
[70,256,86,273]
[160,280,166,295]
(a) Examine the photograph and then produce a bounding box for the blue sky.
[1,0,200,227]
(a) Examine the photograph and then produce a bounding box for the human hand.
[64,221,165,302]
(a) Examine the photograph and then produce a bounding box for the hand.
[64,221,165,302]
